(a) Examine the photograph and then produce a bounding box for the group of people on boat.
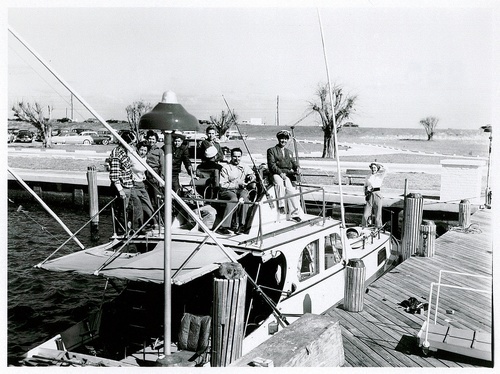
[109,124,386,236]
[108,126,306,236]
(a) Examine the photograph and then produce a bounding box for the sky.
[3,0,499,129]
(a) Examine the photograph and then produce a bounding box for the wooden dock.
[325,208,493,367]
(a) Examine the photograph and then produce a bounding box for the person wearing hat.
[197,146,223,172]
[267,130,303,222]
[109,130,139,232]
[198,125,224,162]
[362,162,387,228]
[167,131,197,193]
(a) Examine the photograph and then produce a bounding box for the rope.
[449,223,482,234]
[15,205,61,241]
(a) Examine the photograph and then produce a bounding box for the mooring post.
[400,193,424,261]
[211,263,247,367]
[73,188,84,207]
[417,220,436,257]
[86,165,99,241]
[458,199,471,230]
[344,258,366,312]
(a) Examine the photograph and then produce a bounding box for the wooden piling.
[459,199,471,229]
[73,188,84,207]
[400,193,424,261]
[344,259,366,312]
[417,220,436,257]
[87,165,99,241]
[211,263,247,367]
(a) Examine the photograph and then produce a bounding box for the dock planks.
[325,208,493,367]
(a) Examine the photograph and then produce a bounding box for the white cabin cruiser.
[22,180,396,366]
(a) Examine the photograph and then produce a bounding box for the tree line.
[11,83,440,151]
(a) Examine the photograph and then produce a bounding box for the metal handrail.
[422,270,492,348]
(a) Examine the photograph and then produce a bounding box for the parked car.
[51,132,94,145]
[80,131,112,145]
[7,132,15,143]
[182,130,207,141]
[14,130,34,143]
[97,130,117,143]
[71,128,92,134]
[225,129,247,140]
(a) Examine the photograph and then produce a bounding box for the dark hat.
[276,130,290,139]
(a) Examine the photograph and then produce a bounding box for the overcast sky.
[5,0,499,129]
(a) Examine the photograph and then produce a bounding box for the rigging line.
[317,8,346,228]
[16,206,60,241]
[36,197,118,266]
[222,95,275,209]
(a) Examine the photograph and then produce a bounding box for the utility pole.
[276,95,279,126]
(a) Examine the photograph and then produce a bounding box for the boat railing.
[421,269,492,349]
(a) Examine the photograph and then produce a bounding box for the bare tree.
[420,116,439,141]
[310,83,357,158]
[209,110,238,138]
[126,100,152,140]
[12,101,54,148]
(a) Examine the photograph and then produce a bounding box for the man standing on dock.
[362,162,386,228]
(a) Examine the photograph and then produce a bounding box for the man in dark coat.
[198,125,224,162]
[267,130,303,222]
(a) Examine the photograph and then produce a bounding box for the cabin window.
[298,240,319,281]
[324,234,342,269]
[377,247,387,266]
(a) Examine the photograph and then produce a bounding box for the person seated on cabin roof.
[217,147,256,235]
[129,141,158,231]
[196,146,223,198]
[198,125,225,163]
[266,130,303,223]
[362,162,386,228]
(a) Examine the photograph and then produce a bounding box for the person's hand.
[193,176,200,181]
[119,190,126,199]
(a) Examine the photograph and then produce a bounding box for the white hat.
[205,146,218,159]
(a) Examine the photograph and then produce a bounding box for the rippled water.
[7,201,120,365]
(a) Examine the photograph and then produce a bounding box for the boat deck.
[325,208,493,367]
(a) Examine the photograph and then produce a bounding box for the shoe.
[279,207,285,215]
[291,216,302,223]
[237,226,249,235]
[216,227,232,235]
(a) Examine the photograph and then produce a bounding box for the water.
[7,201,120,366]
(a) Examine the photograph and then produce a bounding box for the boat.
[10,17,397,367]
[19,172,397,366]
